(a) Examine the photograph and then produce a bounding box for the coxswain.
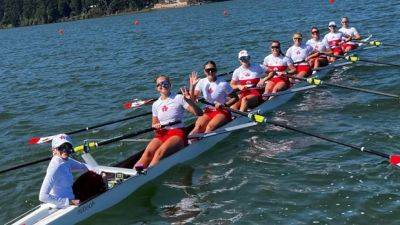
[306,27,332,70]
[323,21,349,62]
[189,61,239,135]
[134,75,203,169]
[230,50,266,112]
[339,17,361,52]
[262,41,296,99]
[286,32,314,78]
[39,134,97,208]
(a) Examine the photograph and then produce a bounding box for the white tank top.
[306,38,330,52]
[323,32,344,48]
[152,93,189,129]
[195,77,233,107]
[286,44,313,65]
[232,63,265,88]
[263,54,293,74]
[339,27,359,45]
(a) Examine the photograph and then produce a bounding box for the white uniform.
[232,63,265,88]
[39,156,89,208]
[339,27,359,45]
[152,93,189,129]
[195,77,233,106]
[263,54,293,72]
[306,38,330,53]
[286,44,313,65]
[323,32,345,49]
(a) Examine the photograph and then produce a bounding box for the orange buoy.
[133,19,139,26]
[329,0,335,4]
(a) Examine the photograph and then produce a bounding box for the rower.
[189,61,239,135]
[323,21,348,62]
[339,17,361,52]
[262,40,296,99]
[39,134,97,208]
[134,75,202,170]
[286,32,314,78]
[305,27,332,70]
[230,50,266,112]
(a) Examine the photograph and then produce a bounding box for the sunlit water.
[0,0,399,224]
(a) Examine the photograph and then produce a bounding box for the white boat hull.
[9,37,372,225]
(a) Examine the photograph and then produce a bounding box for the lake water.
[1,0,400,224]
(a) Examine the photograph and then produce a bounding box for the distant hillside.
[0,0,228,28]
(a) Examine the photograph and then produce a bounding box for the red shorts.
[154,128,187,144]
[204,107,232,121]
[240,88,263,102]
[269,76,291,87]
[295,64,311,76]
[341,43,358,51]
[332,47,344,55]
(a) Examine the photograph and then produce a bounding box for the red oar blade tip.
[123,102,133,109]
[389,155,400,166]
[28,137,41,145]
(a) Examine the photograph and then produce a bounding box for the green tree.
[70,0,82,16]
[58,0,71,18]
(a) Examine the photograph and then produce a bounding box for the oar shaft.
[200,100,391,160]
[287,75,400,99]
[67,111,152,135]
[0,156,52,174]
[266,120,390,159]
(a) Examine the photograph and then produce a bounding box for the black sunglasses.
[58,143,73,154]
[311,31,319,34]
[205,68,217,73]
[156,80,170,88]
[329,25,336,27]
[271,46,280,49]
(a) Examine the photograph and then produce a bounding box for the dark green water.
[1,0,400,224]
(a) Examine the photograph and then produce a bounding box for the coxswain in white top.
[39,134,96,208]
[286,32,314,78]
[306,27,333,70]
[262,40,296,99]
[134,75,202,169]
[339,16,361,52]
[323,21,349,62]
[189,60,238,135]
[230,50,266,112]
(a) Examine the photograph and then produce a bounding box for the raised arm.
[189,71,201,101]
[180,87,203,116]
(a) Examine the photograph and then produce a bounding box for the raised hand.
[189,71,200,88]
[180,86,191,99]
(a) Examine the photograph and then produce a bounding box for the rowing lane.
[0,0,399,224]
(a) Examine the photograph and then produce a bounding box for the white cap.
[51,134,73,149]
[328,21,336,27]
[238,50,250,59]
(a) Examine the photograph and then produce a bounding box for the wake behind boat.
[7,36,376,225]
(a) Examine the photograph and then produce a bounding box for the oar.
[354,39,400,48]
[123,70,234,109]
[28,111,152,144]
[199,100,400,167]
[1,121,179,175]
[322,53,400,67]
[285,75,400,100]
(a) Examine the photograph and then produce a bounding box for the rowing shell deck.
[8,36,372,225]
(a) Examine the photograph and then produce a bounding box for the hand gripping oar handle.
[199,99,400,167]
[73,120,181,154]
[1,121,180,175]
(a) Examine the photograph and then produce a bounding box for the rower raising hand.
[189,71,200,87]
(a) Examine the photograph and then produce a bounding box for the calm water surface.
[1,0,400,224]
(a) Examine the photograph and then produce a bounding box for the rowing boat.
[8,36,372,225]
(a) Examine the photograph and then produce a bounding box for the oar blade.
[28,135,56,145]
[389,155,400,166]
[123,102,133,109]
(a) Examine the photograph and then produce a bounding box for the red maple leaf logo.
[207,88,213,94]
[161,105,168,112]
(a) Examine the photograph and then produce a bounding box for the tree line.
[0,0,224,28]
